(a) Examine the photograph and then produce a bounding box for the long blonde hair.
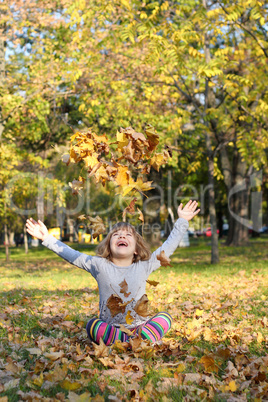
[96,222,151,263]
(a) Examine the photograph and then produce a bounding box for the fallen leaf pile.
[0,243,267,400]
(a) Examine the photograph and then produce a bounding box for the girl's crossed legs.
[86,312,172,346]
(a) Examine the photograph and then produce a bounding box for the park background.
[0,1,268,401]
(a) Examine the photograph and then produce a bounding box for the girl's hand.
[178,200,200,221]
[26,218,49,242]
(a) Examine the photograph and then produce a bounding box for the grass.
[0,236,267,401]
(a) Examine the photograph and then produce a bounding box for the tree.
[66,0,268,253]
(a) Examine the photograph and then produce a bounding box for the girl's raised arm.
[26,218,98,276]
[146,200,200,273]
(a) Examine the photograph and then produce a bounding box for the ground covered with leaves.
[0,238,267,401]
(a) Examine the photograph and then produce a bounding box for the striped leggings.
[86,312,172,346]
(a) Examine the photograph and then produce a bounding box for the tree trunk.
[4,223,9,262]
[202,4,219,264]
[220,146,251,246]
[227,185,250,245]
[206,141,219,263]
[9,232,15,246]
[24,225,28,254]
[37,171,45,222]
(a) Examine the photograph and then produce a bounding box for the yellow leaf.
[150,152,169,171]
[176,363,186,373]
[83,153,99,169]
[32,372,44,387]
[125,310,134,325]
[116,131,129,149]
[61,379,82,391]
[68,391,93,402]
[199,355,218,373]
[114,166,131,187]
[195,309,204,317]
[229,380,237,392]
[257,332,264,343]
[93,338,109,358]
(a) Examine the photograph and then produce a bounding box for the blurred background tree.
[1,0,267,263]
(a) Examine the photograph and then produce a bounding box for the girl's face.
[109,228,137,262]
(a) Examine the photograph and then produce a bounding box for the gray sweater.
[42,218,189,328]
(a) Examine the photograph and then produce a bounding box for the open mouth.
[117,241,128,247]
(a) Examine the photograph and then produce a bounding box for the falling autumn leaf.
[137,208,144,223]
[61,153,70,165]
[134,294,149,317]
[107,294,134,317]
[156,250,172,267]
[125,311,134,325]
[144,123,159,151]
[146,279,159,287]
[122,198,137,220]
[119,279,131,298]
[87,216,106,238]
[69,177,85,195]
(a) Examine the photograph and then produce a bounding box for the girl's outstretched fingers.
[25,218,48,241]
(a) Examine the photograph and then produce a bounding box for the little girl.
[26,200,199,346]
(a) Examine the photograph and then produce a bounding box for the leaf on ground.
[228,380,237,392]
[61,379,82,391]
[68,391,93,402]
[134,294,149,317]
[119,324,133,336]
[43,351,64,361]
[156,250,172,267]
[93,338,109,358]
[199,355,219,373]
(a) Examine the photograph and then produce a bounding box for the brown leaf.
[137,208,144,223]
[87,216,106,238]
[199,355,219,373]
[87,161,102,177]
[156,250,172,267]
[122,198,137,220]
[44,351,64,361]
[146,279,159,287]
[122,141,141,163]
[134,294,149,317]
[145,124,159,151]
[68,178,85,195]
[119,324,133,336]
[119,279,131,298]
[107,294,134,317]
[93,338,109,358]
